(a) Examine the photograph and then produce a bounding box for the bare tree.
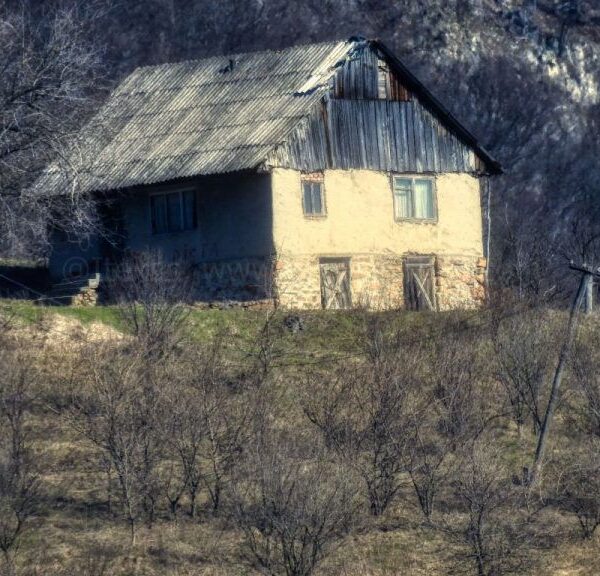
[426,334,487,448]
[65,344,164,544]
[108,251,194,355]
[0,1,109,257]
[160,333,251,518]
[555,439,600,539]
[570,327,600,438]
[232,431,359,576]
[200,379,248,515]
[444,439,528,576]
[405,414,449,523]
[304,342,421,516]
[163,336,244,517]
[162,379,204,518]
[492,311,556,437]
[0,349,40,575]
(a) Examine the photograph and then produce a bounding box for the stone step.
[40,273,102,306]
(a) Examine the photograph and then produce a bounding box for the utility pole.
[529,262,600,485]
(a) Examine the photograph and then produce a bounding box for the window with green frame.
[392,177,436,220]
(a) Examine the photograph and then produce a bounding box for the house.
[40,37,501,310]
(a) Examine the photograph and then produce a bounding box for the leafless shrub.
[0,350,40,575]
[443,439,528,576]
[198,381,248,515]
[65,344,164,544]
[492,311,555,436]
[570,327,600,438]
[405,413,449,522]
[304,342,421,516]
[426,333,488,448]
[162,337,249,517]
[554,440,600,539]
[108,251,194,355]
[232,431,359,576]
[399,330,489,522]
[0,306,16,337]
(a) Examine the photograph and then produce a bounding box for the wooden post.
[529,264,598,485]
[585,278,594,314]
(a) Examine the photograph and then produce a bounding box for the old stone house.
[41,37,501,310]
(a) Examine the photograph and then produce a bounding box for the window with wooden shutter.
[403,256,437,311]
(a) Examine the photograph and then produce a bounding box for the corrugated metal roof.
[36,40,357,194]
[35,37,501,195]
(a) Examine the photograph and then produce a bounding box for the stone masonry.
[274,253,486,310]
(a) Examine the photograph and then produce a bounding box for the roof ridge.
[130,37,356,75]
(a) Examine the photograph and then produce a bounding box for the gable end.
[267,40,499,176]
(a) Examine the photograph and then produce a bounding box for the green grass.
[50,305,125,331]
[0,300,124,332]
[0,298,487,363]
[1,300,48,324]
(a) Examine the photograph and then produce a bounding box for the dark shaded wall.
[119,172,273,263]
[48,172,274,290]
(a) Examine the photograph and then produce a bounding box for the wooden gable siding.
[267,45,483,174]
[268,99,479,173]
[331,44,411,102]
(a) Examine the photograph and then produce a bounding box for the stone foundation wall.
[70,258,277,307]
[274,253,486,310]
[73,254,486,311]
[436,255,487,310]
[192,257,275,302]
[274,255,322,309]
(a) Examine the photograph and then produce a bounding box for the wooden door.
[320,259,352,310]
[404,257,436,311]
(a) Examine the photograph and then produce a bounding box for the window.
[151,189,197,234]
[393,177,436,220]
[302,177,325,216]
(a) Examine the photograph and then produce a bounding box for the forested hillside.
[1,0,599,294]
[92,0,600,296]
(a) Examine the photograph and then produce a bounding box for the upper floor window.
[302,174,326,217]
[393,177,436,221]
[151,189,197,234]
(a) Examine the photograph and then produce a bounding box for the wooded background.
[1,0,599,297]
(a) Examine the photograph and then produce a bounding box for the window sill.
[303,214,327,220]
[394,217,438,225]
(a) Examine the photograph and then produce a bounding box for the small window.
[393,177,436,220]
[151,189,197,234]
[302,177,325,217]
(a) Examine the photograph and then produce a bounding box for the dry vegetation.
[0,284,600,576]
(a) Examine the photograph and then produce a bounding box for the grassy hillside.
[0,299,599,575]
